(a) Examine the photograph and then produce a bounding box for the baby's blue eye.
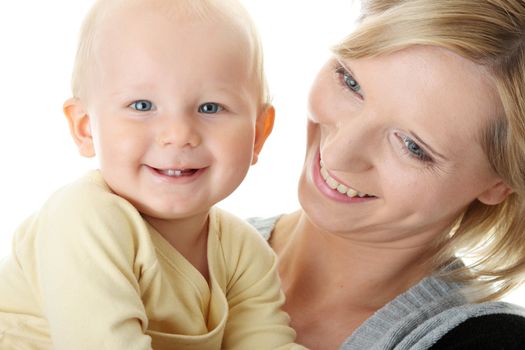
[198,102,223,114]
[130,100,154,111]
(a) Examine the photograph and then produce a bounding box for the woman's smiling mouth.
[312,150,377,203]
[319,159,374,198]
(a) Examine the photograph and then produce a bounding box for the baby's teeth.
[358,192,366,198]
[165,169,182,176]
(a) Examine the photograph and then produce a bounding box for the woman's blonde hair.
[335,0,525,301]
[71,0,269,106]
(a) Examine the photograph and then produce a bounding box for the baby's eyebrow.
[211,84,255,102]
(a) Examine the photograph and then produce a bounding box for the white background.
[0,1,522,305]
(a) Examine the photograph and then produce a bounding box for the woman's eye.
[198,102,223,114]
[402,136,432,162]
[336,66,363,97]
[130,100,154,111]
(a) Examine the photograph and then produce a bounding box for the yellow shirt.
[0,171,303,350]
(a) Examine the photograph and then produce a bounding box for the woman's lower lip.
[311,151,375,203]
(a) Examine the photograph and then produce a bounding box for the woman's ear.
[252,104,275,165]
[63,97,95,158]
[477,180,513,205]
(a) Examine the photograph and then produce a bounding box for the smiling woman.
[306,47,506,232]
[252,0,525,348]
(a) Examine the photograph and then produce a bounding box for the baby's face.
[81,5,262,219]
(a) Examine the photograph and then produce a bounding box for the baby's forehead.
[75,0,266,104]
[93,4,254,62]
[93,0,251,35]
[91,1,256,60]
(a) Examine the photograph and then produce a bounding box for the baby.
[0,0,304,349]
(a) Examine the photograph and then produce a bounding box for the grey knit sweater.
[247,216,525,350]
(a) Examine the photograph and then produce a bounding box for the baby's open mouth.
[156,168,199,177]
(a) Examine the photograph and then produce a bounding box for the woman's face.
[299,46,506,246]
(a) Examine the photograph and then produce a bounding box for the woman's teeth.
[320,160,370,198]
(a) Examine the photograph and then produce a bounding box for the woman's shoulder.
[246,215,282,241]
[431,308,525,349]
[341,272,525,349]
[247,211,303,243]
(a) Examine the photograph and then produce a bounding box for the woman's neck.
[271,210,439,349]
[273,210,435,312]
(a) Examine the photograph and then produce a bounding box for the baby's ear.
[63,97,95,158]
[252,104,275,165]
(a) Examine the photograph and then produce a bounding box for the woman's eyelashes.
[397,133,433,163]
[335,63,363,98]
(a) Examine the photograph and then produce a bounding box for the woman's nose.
[320,118,376,173]
[156,114,201,148]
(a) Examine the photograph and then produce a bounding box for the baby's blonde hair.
[335,0,525,301]
[71,0,269,107]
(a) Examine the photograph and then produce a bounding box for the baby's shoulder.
[23,170,146,245]
[211,208,275,262]
[43,170,136,217]
[212,208,269,246]
[210,208,279,294]
[19,170,151,251]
